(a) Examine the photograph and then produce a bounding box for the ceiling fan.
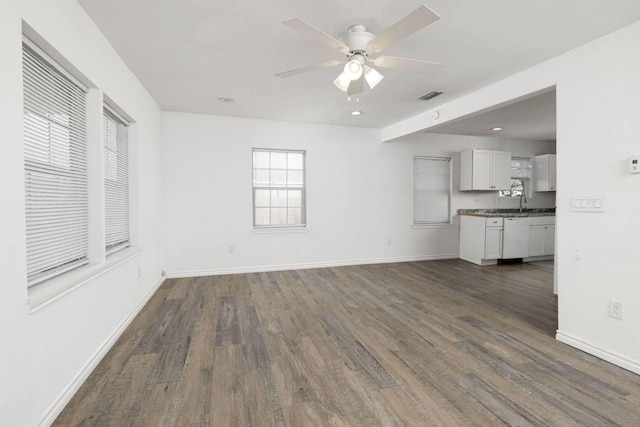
[275,4,443,96]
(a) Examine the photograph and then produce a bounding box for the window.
[23,42,88,285]
[252,149,305,227]
[103,107,130,253]
[414,156,451,224]
[499,157,532,198]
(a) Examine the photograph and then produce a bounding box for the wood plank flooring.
[54,260,640,426]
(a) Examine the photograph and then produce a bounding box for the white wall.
[162,112,555,277]
[554,21,640,373]
[382,20,640,374]
[0,1,164,425]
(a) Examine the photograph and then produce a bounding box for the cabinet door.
[545,225,555,255]
[485,227,503,259]
[535,154,556,191]
[491,151,512,190]
[548,154,556,191]
[472,150,494,190]
[529,225,547,256]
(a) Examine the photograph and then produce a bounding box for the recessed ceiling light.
[492,127,503,131]
[351,110,363,116]
[218,97,235,103]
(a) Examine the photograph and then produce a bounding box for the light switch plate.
[629,156,640,174]
[571,195,605,212]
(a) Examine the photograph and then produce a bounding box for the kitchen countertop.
[458,208,555,218]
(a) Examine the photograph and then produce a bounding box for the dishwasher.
[502,217,530,259]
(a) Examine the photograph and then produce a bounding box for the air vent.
[417,91,443,101]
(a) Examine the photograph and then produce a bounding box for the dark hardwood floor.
[54,260,640,426]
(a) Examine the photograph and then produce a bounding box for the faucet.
[519,190,528,212]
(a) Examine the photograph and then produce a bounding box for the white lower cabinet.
[460,215,503,265]
[461,214,556,265]
[528,216,555,257]
[484,226,503,259]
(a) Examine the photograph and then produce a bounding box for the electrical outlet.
[386,238,392,246]
[228,245,235,254]
[609,300,623,319]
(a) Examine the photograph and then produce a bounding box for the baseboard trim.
[556,330,640,375]
[36,274,166,427]
[166,254,458,279]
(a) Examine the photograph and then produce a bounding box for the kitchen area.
[457,148,556,266]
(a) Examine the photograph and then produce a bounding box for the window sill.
[252,226,308,234]
[412,223,456,229]
[27,246,141,313]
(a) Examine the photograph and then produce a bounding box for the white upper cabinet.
[460,149,512,191]
[534,154,556,191]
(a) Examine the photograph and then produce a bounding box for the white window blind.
[104,107,130,253]
[414,156,451,224]
[23,43,88,285]
[252,149,306,227]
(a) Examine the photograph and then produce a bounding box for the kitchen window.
[413,156,451,224]
[499,157,532,199]
[252,149,306,228]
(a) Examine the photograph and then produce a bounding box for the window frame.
[21,31,144,310]
[499,156,532,199]
[413,156,452,225]
[103,104,130,255]
[252,148,306,229]
[23,39,90,286]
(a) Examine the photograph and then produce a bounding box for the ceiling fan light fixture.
[364,66,384,89]
[333,72,351,92]
[343,58,363,80]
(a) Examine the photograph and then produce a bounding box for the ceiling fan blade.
[348,76,364,96]
[367,4,440,53]
[283,18,351,54]
[374,55,443,74]
[275,59,344,78]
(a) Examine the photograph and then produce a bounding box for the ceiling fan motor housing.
[341,25,375,53]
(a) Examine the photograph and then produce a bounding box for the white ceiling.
[78,0,640,137]
[428,89,557,141]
